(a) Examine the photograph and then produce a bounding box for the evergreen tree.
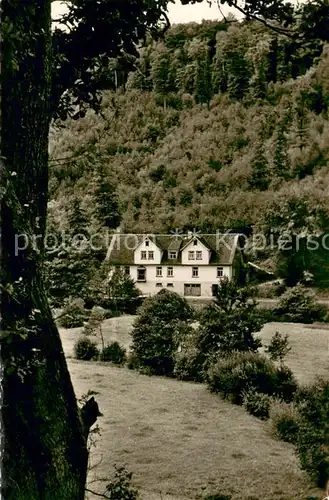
[67,198,89,237]
[93,170,121,229]
[194,50,212,106]
[248,141,270,191]
[273,109,292,180]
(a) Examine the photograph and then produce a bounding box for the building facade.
[106,233,245,298]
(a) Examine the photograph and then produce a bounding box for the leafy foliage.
[100,342,127,364]
[104,465,139,500]
[265,331,291,363]
[196,278,264,364]
[273,284,326,323]
[242,388,273,420]
[294,379,329,489]
[269,400,301,444]
[83,306,106,350]
[207,351,297,405]
[58,298,90,328]
[74,336,99,360]
[131,289,193,375]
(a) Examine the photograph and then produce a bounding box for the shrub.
[265,331,291,363]
[207,351,277,404]
[269,400,300,444]
[105,465,139,500]
[131,290,193,376]
[58,298,90,328]
[273,284,326,323]
[272,365,298,403]
[74,336,99,361]
[100,342,127,364]
[294,378,329,489]
[196,279,264,369]
[173,347,206,383]
[207,351,297,404]
[242,389,273,420]
[127,353,140,370]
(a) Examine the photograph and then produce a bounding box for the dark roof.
[106,234,241,265]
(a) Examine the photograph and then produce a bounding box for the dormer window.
[168,251,177,260]
[145,240,149,247]
[193,239,197,246]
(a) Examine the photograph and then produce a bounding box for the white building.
[105,233,245,298]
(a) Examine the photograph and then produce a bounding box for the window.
[188,251,194,260]
[193,239,197,246]
[156,267,162,277]
[141,251,147,260]
[192,267,199,278]
[167,267,173,277]
[217,267,224,278]
[167,283,174,287]
[168,251,177,259]
[124,266,130,276]
[148,251,154,260]
[137,267,146,281]
[145,240,149,247]
[184,284,201,296]
[156,282,162,287]
[196,251,202,260]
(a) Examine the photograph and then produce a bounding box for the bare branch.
[85,488,108,499]
[228,2,297,38]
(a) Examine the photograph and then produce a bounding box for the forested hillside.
[48,18,329,285]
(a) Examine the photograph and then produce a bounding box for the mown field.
[60,317,329,500]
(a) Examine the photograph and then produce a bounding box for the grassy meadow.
[60,317,329,500]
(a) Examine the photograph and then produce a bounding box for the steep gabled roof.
[106,233,241,265]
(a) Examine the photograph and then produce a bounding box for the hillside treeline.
[48,18,329,286]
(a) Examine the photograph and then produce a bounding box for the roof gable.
[106,233,241,265]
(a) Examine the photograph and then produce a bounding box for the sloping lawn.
[68,360,321,500]
[259,322,329,385]
[60,316,329,500]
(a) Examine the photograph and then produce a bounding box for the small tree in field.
[265,332,291,364]
[197,278,264,366]
[131,289,193,375]
[84,307,106,350]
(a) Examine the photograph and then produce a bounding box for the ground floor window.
[167,283,174,287]
[137,267,146,281]
[124,266,130,276]
[184,284,201,296]
[156,282,163,287]
[212,284,219,296]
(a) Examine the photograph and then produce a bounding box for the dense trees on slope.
[48,17,329,288]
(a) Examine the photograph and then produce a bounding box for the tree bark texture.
[1,2,89,498]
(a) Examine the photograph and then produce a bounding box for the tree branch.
[227,2,297,38]
[85,488,108,499]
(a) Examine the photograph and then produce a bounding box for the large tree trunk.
[1,2,89,498]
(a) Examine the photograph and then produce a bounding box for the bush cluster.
[100,342,127,364]
[58,298,90,328]
[269,400,300,444]
[131,289,193,376]
[173,347,206,383]
[207,351,297,405]
[242,389,273,420]
[74,336,99,360]
[273,284,327,323]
